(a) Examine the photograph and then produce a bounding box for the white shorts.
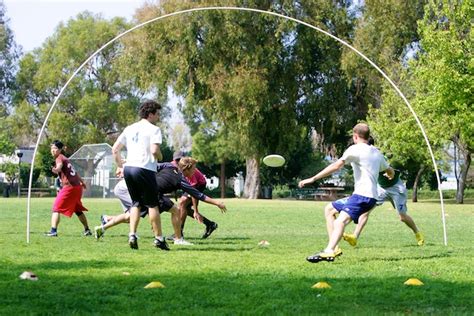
[376,179,408,214]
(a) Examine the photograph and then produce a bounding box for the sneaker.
[343,233,357,247]
[153,238,170,251]
[94,226,105,239]
[174,238,193,246]
[334,246,343,257]
[165,234,176,241]
[129,234,138,250]
[45,231,58,237]
[415,232,424,246]
[83,229,92,236]
[306,250,335,263]
[202,222,218,239]
[100,215,108,226]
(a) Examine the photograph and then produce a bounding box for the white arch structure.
[26,6,447,245]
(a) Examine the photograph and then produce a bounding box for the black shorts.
[137,195,174,217]
[183,183,206,198]
[124,166,159,208]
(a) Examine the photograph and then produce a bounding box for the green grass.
[1,197,473,315]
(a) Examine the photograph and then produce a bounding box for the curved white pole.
[27,6,446,245]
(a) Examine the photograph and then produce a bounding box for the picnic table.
[318,187,345,200]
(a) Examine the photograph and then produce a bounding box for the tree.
[341,0,426,111]
[12,12,159,152]
[120,0,355,198]
[0,2,20,154]
[409,0,473,203]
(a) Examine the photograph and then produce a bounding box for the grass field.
[1,197,472,315]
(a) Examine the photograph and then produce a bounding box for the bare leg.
[76,212,89,230]
[325,212,352,252]
[103,213,130,230]
[324,203,338,239]
[148,206,162,238]
[400,213,419,234]
[129,206,141,235]
[178,196,190,226]
[353,211,370,238]
[169,206,183,239]
[51,212,60,229]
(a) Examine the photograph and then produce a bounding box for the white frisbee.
[262,154,285,167]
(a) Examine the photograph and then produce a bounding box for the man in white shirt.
[112,100,168,250]
[299,123,394,263]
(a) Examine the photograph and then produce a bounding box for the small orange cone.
[404,278,424,286]
[312,281,331,289]
[144,281,165,289]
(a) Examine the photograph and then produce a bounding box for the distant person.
[112,100,166,250]
[45,140,91,237]
[299,123,393,263]
[342,137,424,247]
[95,160,226,242]
[170,151,218,239]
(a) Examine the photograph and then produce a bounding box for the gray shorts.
[376,180,408,214]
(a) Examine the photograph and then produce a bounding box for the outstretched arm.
[298,159,345,188]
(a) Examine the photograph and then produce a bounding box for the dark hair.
[368,136,375,146]
[51,140,64,149]
[353,123,370,140]
[139,100,161,119]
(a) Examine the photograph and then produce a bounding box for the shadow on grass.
[1,262,471,315]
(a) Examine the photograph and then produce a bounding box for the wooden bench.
[20,188,52,197]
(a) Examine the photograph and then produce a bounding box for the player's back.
[120,120,162,171]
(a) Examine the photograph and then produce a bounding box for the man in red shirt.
[45,140,91,237]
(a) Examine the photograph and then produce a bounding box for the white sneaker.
[174,238,193,246]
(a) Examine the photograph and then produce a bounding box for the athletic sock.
[202,217,212,226]
[51,227,57,233]
[155,236,164,241]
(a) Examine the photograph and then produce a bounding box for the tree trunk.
[243,157,260,199]
[412,165,425,202]
[220,159,226,199]
[456,148,471,204]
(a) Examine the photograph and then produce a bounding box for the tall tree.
[12,12,160,153]
[410,0,472,203]
[0,2,20,154]
[341,0,426,112]
[120,0,355,198]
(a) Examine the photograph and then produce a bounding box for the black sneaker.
[306,251,335,263]
[84,229,92,236]
[202,222,218,239]
[45,231,58,237]
[153,238,170,251]
[129,234,138,250]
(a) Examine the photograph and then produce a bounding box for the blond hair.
[178,156,197,172]
[353,123,370,140]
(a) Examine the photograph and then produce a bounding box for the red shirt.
[56,154,81,186]
[186,168,207,187]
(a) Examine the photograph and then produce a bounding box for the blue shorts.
[332,194,377,224]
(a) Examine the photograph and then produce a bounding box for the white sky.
[4,0,143,53]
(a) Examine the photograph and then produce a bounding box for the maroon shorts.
[53,185,88,217]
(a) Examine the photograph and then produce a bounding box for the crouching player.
[95,157,226,245]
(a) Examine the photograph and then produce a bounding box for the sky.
[3,0,144,53]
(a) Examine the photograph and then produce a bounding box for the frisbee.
[263,154,285,167]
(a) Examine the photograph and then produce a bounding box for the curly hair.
[178,157,197,172]
[139,100,162,119]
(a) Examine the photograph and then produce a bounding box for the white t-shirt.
[340,143,389,198]
[116,119,162,171]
